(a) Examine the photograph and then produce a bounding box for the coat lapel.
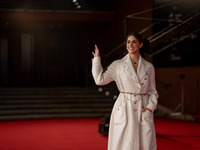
[123,54,148,83]
[123,54,140,83]
[137,56,149,81]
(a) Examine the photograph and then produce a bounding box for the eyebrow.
[127,40,137,42]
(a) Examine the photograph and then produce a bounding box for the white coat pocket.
[141,110,153,128]
[114,106,126,125]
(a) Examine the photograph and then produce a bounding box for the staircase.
[0,87,117,121]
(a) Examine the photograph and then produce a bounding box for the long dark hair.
[127,32,150,59]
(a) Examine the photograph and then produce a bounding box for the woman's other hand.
[92,44,100,57]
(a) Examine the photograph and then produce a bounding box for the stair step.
[0,98,114,104]
[0,103,114,109]
[0,86,117,121]
[0,107,113,114]
[0,113,111,121]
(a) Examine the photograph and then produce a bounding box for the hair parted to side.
[127,32,143,43]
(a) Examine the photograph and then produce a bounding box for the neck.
[129,53,140,63]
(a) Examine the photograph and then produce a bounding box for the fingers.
[92,51,96,57]
[95,44,98,50]
[92,44,100,57]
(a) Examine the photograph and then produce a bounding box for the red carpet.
[155,118,200,150]
[0,118,200,150]
[0,119,108,150]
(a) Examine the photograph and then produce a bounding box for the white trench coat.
[92,54,158,150]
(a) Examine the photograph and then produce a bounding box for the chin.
[128,51,136,54]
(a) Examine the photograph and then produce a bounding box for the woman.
[92,32,158,150]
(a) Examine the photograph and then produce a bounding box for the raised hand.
[92,44,100,57]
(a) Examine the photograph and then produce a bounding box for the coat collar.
[123,53,148,82]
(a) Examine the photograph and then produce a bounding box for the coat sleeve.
[146,65,158,112]
[92,56,115,85]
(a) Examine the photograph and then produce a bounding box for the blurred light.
[72,0,81,9]
[98,87,103,92]
[77,5,81,9]
[105,91,110,96]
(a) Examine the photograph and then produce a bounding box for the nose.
[130,42,134,46]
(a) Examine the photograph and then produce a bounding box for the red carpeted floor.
[156,118,200,150]
[0,119,108,150]
[0,118,200,150]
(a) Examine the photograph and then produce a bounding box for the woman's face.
[126,35,143,54]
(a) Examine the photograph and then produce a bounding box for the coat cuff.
[92,56,101,64]
[146,103,157,112]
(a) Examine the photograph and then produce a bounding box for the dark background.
[0,0,200,115]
